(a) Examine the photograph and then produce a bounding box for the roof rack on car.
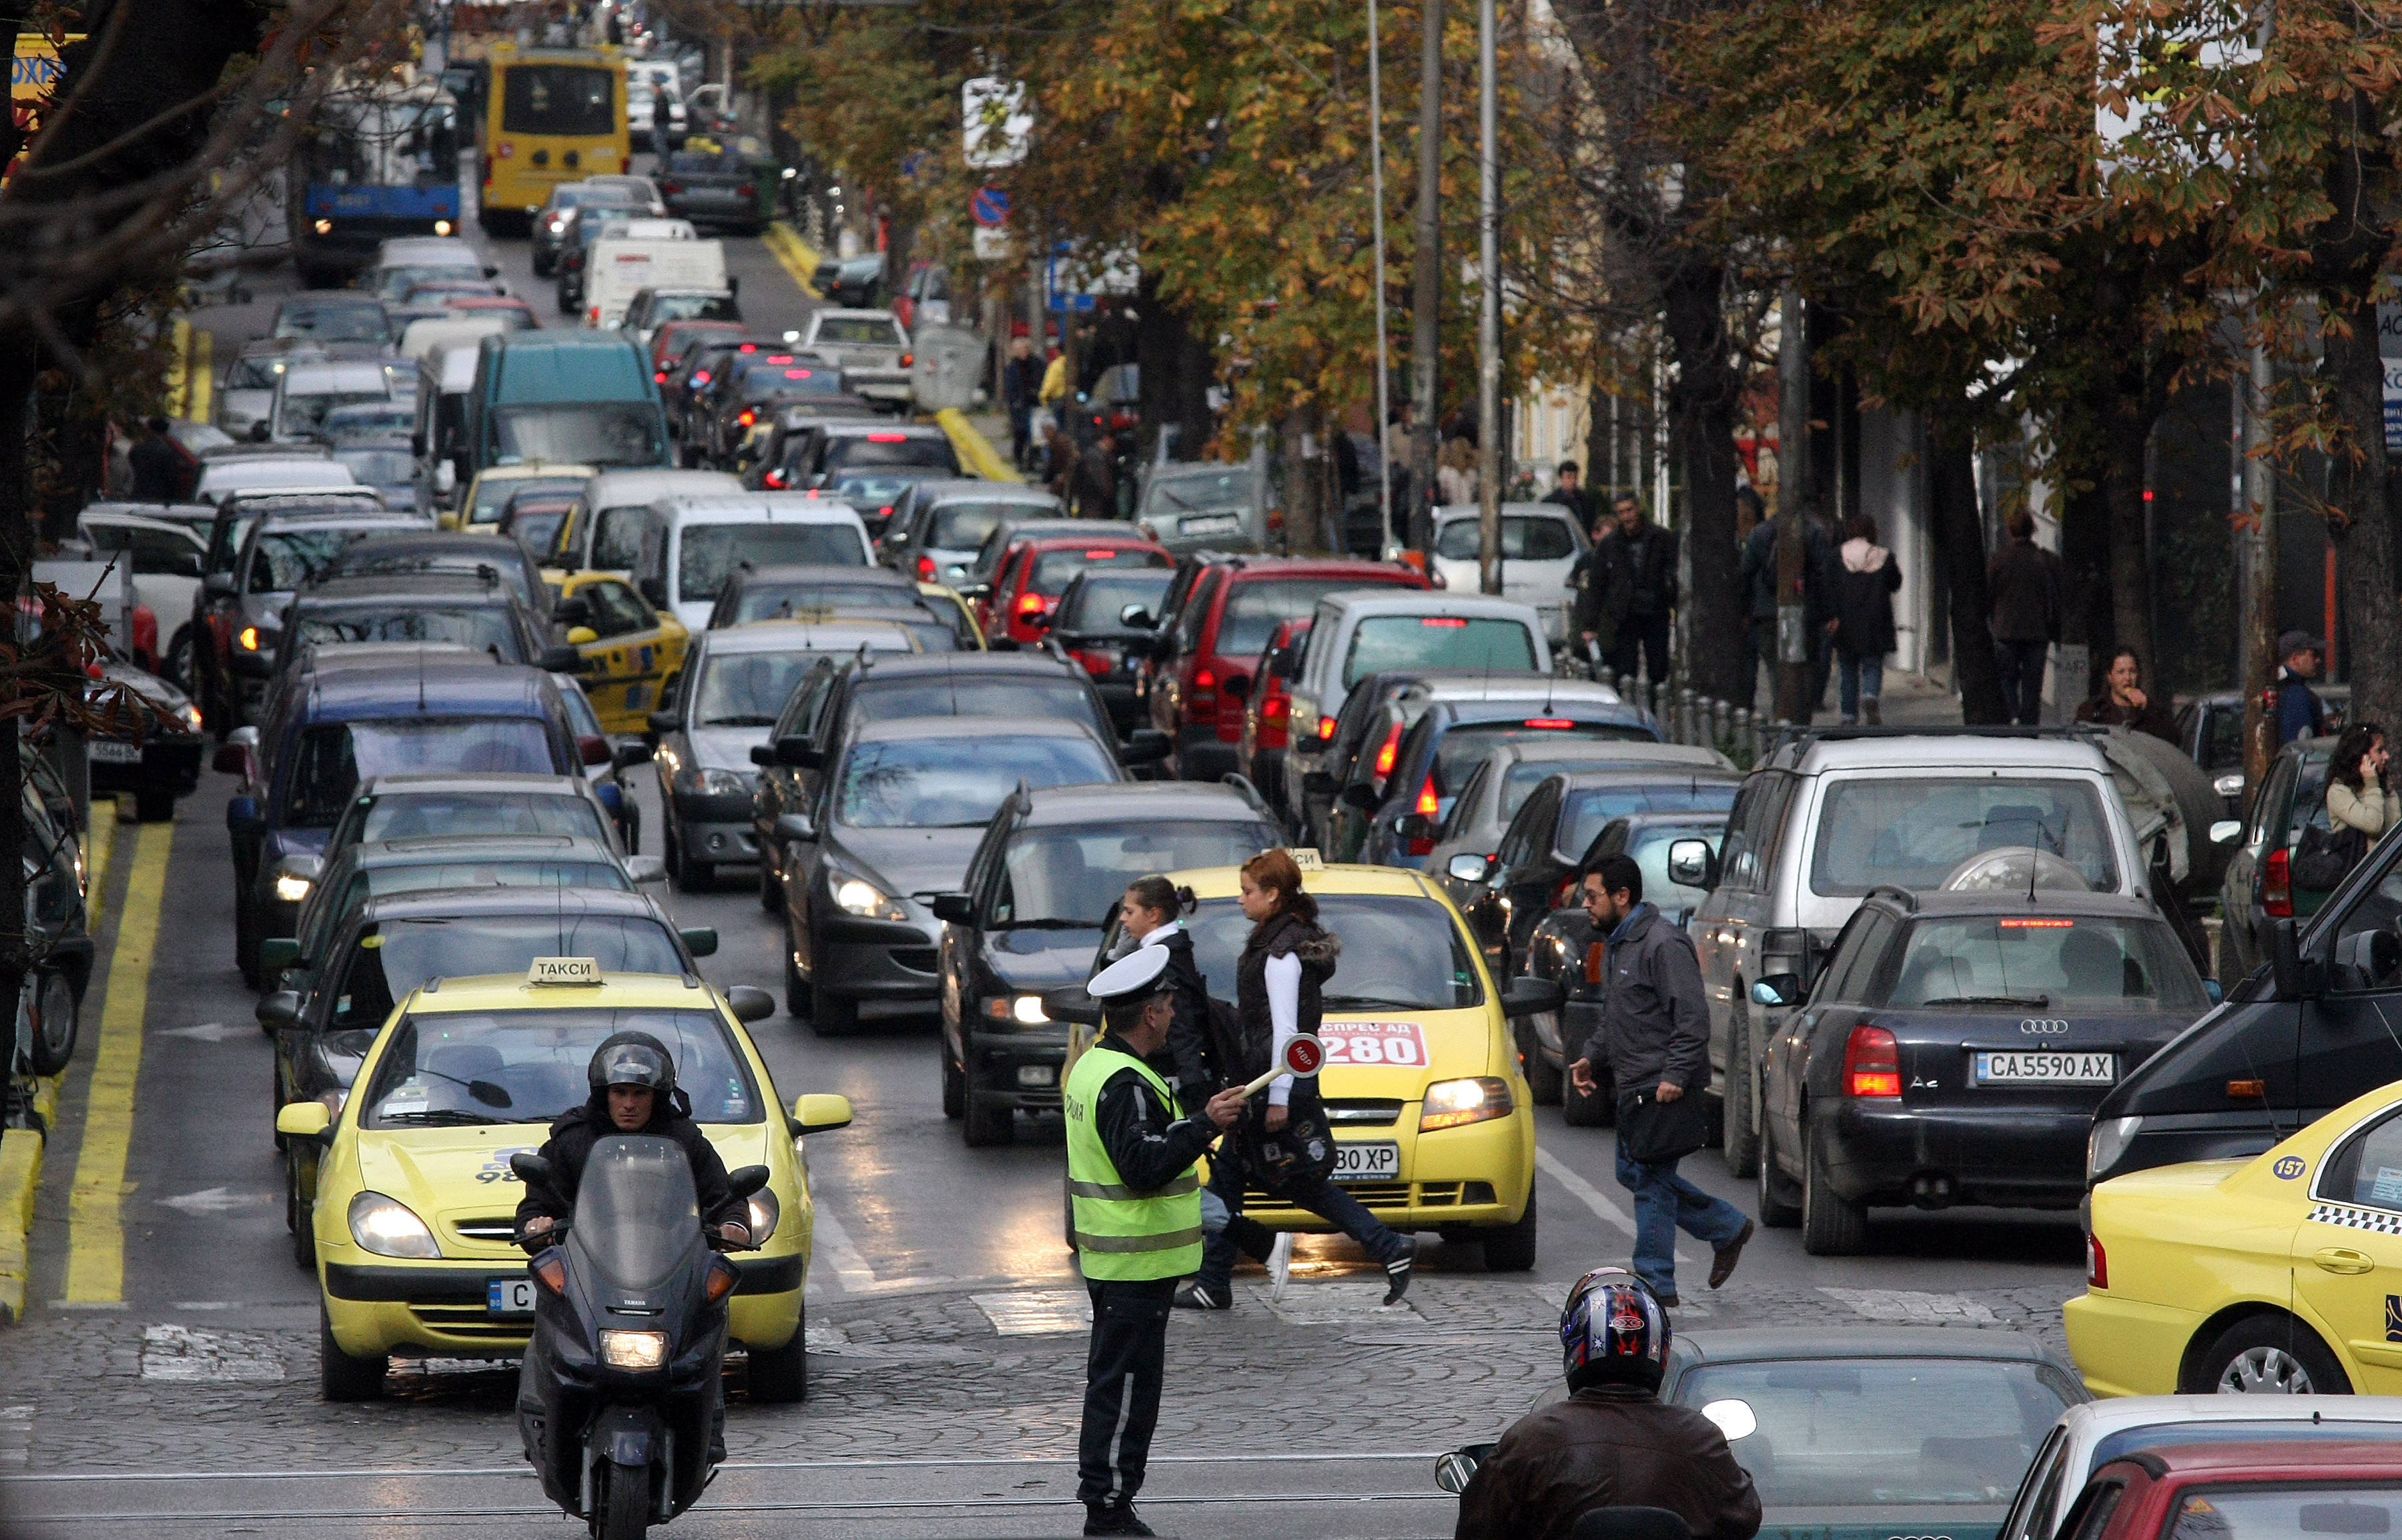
[1763,721,2100,759]
[1862,883,1919,913]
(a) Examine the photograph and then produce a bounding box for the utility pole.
[1368,0,1395,555]
[1475,0,1500,595]
[1774,287,1812,723]
[2241,330,2277,811]
[1411,0,1441,553]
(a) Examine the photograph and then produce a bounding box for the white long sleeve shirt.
[1264,951,1302,1107]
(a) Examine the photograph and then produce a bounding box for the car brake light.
[1263,696,1289,725]
[1195,667,1216,690]
[2265,846,2293,917]
[1844,1026,1901,1098]
[2086,1233,2108,1290]
[588,306,600,324]
[1018,592,1045,615]
[1525,718,1573,729]
[738,410,755,426]
[867,432,907,442]
[763,469,785,488]
[1318,715,1337,740]
[1077,649,1111,677]
[878,505,893,517]
[1414,777,1438,817]
[1420,616,1468,627]
[1999,917,2075,927]
[739,343,758,351]
[661,180,681,195]
[654,370,667,383]
[693,370,711,384]
[900,353,915,368]
[1373,723,1405,778]
[915,554,935,581]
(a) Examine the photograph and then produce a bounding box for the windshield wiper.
[1920,994,2050,1009]
[1322,992,1437,1010]
[379,1108,504,1126]
[702,714,777,727]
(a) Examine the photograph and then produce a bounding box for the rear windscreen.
[1432,721,1652,795]
[927,500,1028,551]
[283,717,561,826]
[1434,514,1579,560]
[825,435,959,473]
[1218,577,1382,659]
[727,581,915,622]
[1031,545,1168,595]
[1555,781,1739,861]
[1342,615,1537,687]
[855,675,1106,740]
[678,522,864,600]
[500,65,616,136]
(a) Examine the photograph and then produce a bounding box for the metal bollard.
[1732,707,1752,766]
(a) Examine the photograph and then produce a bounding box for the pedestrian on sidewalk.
[2275,631,2327,745]
[1567,854,1752,1306]
[1437,436,1477,506]
[1177,849,1415,1311]
[1832,512,1902,726]
[127,416,188,503]
[1585,493,1678,687]
[1986,510,2060,726]
[1002,336,1042,471]
[1544,460,1596,528]
[1042,422,1078,501]
[2072,648,2175,742]
[1065,945,1247,1537]
[650,89,672,166]
[1735,500,1834,719]
[1074,430,1120,519]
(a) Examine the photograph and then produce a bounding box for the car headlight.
[1419,1076,1515,1132]
[347,1191,440,1258]
[177,704,203,733]
[598,1328,669,1370]
[981,994,1048,1024]
[832,877,907,921]
[675,765,753,798]
[2214,772,2245,799]
[745,1188,779,1242]
[2088,1115,2142,1183]
[274,873,313,903]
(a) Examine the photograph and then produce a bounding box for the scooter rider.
[1066,944,1248,1537]
[516,1033,751,1248]
[1455,1270,1761,1540]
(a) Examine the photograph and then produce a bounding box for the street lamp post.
[1368,0,1394,555]
[1475,0,1500,595]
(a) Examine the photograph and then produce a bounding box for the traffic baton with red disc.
[1236,1034,1325,1100]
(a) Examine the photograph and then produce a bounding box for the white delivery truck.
[584,232,727,330]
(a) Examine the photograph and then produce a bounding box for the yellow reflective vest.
[1062,1044,1204,1280]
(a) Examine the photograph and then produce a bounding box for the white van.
[584,233,724,331]
[413,339,484,513]
[1279,589,1552,823]
[633,493,873,631]
[397,314,508,362]
[569,467,743,574]
[270,361,396,442]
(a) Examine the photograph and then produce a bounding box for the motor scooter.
[510,1138,769,1539]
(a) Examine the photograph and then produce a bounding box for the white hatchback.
[1428,502,1587,643]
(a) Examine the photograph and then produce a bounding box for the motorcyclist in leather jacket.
[516,1032,751,1248]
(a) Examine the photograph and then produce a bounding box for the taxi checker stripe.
[2310,1202,2402,1234]
[1070,1176,1200,1201]
[1074,1226,1206,1253]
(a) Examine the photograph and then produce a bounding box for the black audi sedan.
[929,780,1283,1146]
[1748,885,2218,1255]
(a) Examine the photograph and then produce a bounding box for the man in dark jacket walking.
[1074,430,1119,519]
[1567,855,1751,1305]
[1545,460,1597,528]
[1003,336,1043,470]
[1577,494,1678,686]
[127,416,189,502]
[1986,510,2060,725]
[2274,630,2327,745]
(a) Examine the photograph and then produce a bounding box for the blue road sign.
[970,186,1011,228]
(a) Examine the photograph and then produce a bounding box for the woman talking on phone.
[1176,849,1415,1311]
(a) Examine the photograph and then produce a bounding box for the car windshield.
[294,607,522,661]
[1144,468,1255,514]
[814,316,901,344]
[1674,1357,2069,1509]
[835,735,1117,829]
[1342,615,1537,687]
[1433,722,1653,796]
[1205,579,1349,657]
[927,500,1034,551]
[1434,515,1579,560]
[740,365,839,400]
[994,821,1277,929]
[279,388,393,438]
[828,470,945,510]
[826,435,956,471]
[284,719,560,826]
[500,64,617,136]
[679,523,863,600]
[1181,893,1482,1010]
[274,304,388,342]
[333,552,536,607]
[1878,915,2208,1011]
[1062,572,1172,632]
[470,476,584,525]
[346,790,605,849]
[492,404,663,468]
[250,528,384,591]
[651,293,738,324]
[360,1006,759,1128]
[727,581,914,622]
[1032,546,1168,595]
[1557,781,1739,859]
[694,649,817,727]
[2165,1485,2402,1540]
[1810,778,2121,895]
[330,915,681,1030]
[322,404,416,445]
[336,450,420,489]
[506,506,572,555]
[855,675,1106,739]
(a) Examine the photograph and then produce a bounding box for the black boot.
[1382,1240,1415,1306]
[1086,1501,1156,1535]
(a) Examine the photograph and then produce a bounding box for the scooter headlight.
[745,1188,780,1243]
[599,1328,669,1369]
[347,1191,440,1258]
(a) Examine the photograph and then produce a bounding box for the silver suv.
[1675,731,2153,1182]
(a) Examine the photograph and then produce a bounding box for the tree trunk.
[2324,284,2402,729]
[1134,275,1213,463]
[2059,481,2112,702]
[1661,253,1745,702]
[1929,415,2008,723]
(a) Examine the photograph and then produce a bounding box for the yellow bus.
[478,43,628,237]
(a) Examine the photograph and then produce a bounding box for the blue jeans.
[1613,1136,1749,1298]
[1838,652,1884,721]
[1193,1144,1408,1294]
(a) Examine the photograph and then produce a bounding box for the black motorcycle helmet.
[586,1031,678,1100]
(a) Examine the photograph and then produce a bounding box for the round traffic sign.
[1281,1034,1325,1078]
[970,186,1011,228]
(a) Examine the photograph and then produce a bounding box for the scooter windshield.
[569,1136,702,1296]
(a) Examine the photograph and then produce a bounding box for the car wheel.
[1481,1188,1537,1272]
[2189,1314,2353,1394]
[1517,1017,1563,1104]
[809,974,857,1037]
[288,1146,318,1268]
[745,1314,808,1403]
[1800,1120,1867,1256]
[940,1036,965,1120]
[135,789,175,823]
[318,1305,387,1401]
[24,970,76,1077]
[671,829,712,891]
[236,897,261,991]
[1722,999,1761,1178]
[1561,1063,1613,1127]
[961,1054,1014,1147]
[1756,1106,1801,1228]
[163,627,195,694]
[784,941,807,1018]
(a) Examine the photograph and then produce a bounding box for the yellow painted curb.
[761,222,824,301]
[935,408,1022,484]
[0,1130,43,1322]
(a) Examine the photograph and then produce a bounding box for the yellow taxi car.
[1060,857,1555,1268]
[2067,1076,2402,1397]
[275,961,851,1402]
[444,461,596,533]
[552,569,690,732]
[915,581,986,651]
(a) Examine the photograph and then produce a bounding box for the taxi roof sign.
[1284,847,1324,872]
[528,956,600,986]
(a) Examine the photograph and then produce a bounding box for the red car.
[2064,1443,2402,1540]
[1237,617,1310,816]
[650,318,744,386]
[980,530,1171,647]
[1142,554,1428,781]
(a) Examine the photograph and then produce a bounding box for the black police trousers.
[1077,1277,1177,1508]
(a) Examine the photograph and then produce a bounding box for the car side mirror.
[258,937,304,973]
[724,985,774,1023]
[646,709,680,737]
[929,892,974,923]
[1340,781,1382,811]
[1394,812,1435,841]
[1666,838,1717,890]
[627,855,667,884]
[230,649,274,679]
[213,743,250,776]
[226,794,262,830]
[1434,1448,1490,1496]
[508,1151,553,1184]
[1447,853,1490,885]
[1041,986,1102,1026]
[749,743,777,767]
[1302,770,1336,795]
[249,421,272,442]
[612,741,655,769]
[554,595,592,625]
[680,926,719,957]
[410,432,427,458]
[202,571,239,598]
[725,1164,770,1200]
[790,1092,853,1134]
[774,736,821,769]
[639,577,668,608]
[2271,916,2316,1000]
[565,626,599,647]
[578,734,611,766]
[1121,728,1172,765]
[1501,977,1564,1019]
[1751,973,1802,1009]
[539,645,584,673]
[2211,819,2243,845]
[276,1101,332,1141]
[774,811,816,843]
[254,989,302,1028]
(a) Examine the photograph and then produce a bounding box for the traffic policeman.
[1065,945,1246,1537]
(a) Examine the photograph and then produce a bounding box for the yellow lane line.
[85,797,117,933]
[761,222,824,301]
[60,822,172,1304]
[934,408,1023,484]
[186,326,213,424]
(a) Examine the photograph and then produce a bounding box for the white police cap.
[1088,943,1172,1002]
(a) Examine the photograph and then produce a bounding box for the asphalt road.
[0,203,2090,1539]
